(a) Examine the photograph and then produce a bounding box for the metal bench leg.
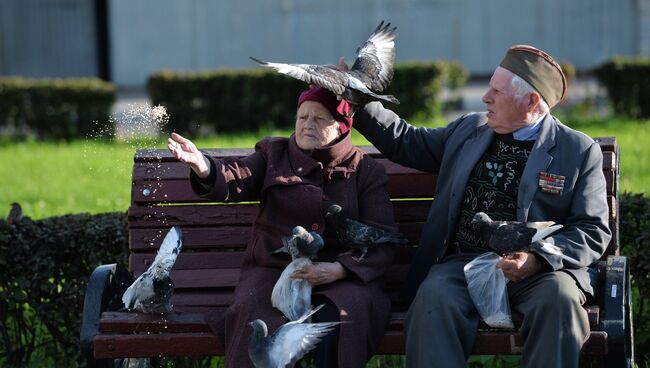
[79,263,133,368]
[600,255,634,368]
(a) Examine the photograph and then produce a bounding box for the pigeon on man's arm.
[122,226,183,313]
[471,212,563,256]
[248,305,345,368]
[250,21,399,114]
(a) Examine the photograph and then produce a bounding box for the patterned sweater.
[451,133,535,254]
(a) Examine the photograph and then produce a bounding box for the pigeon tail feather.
[531,224,563,243]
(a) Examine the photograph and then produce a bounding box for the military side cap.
[499,45,567,107]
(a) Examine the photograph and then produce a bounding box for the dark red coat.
[191,134,397,368]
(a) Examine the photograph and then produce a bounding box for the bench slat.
[132,158,433,181]
[131,175,437,204]
[93,333,223,358]
[127,200,433,229]
[92,329,607,359]
[133,143,616,163]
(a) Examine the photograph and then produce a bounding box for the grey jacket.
[354,102,612,304]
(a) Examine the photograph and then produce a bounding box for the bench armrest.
[599,255,634,367]
[80,264,133,358]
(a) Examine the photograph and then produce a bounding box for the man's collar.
[513,114,546,141]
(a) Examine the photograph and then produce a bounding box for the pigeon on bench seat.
[250,20,399,113]
[122,226,183,313]
[248,304,345,368]
[271,226,324,321]
[325,204,408,262]
[471,212,564,256]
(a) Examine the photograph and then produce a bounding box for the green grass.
[0,116,647,220]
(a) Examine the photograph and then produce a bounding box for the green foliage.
[0,77,116,140]
[147,61,467,137]
[0,212,128,366]
[594,57,650,119]
[620,193,650,363]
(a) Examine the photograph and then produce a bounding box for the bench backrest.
[128,137,619,312]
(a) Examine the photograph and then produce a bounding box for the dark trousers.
[310,295,340,368]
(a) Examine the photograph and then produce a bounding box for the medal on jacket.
[538,172,565,195]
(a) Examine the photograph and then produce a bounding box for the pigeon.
[273,226,324,260]
[250,20,399,112]
[471,212,564,255]
[248,305,345,368]
[271,226,324,321]
[325,204,408,261]
[122,226,183,313]
[6,202,23,226]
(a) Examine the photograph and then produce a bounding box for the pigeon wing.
[269,321,340,367]
[250,57,348,96]
[152,226,183,273]
[350,21,397,92]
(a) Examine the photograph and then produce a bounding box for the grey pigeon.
[122,226,183,313]
[471,212,564,255]
[273,225,324,260]
[325,204,408,261]
[250,21,399,112]
[271,226,324,320]
[248,305,344,368]
[6,202,23,226]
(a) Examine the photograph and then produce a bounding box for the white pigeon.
[122,226,183,313]
[250,21,399,111]
[271,226,324,321]
[248,305,345,368]
[271,257,313,321]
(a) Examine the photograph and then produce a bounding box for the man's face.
[482,67,529,134]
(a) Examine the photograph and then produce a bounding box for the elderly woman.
[167,86,397,368]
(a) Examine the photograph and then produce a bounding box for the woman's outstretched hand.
[167,132,211,178]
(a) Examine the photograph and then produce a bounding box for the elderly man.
[350,45,611,367]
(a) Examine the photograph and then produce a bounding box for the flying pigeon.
[271,226,324,320]
[122,226,183,313]
[471,212,564,255]
[248,305,344,368]
[250,21,399,111]
[273,226,324,260]
[325,204,408,261]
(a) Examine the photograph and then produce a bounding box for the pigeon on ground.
[250,20,399,112]
[271,226,324,320]
[6,202,23,226]
[273,226,324,260]
[471,212,564,255]
[248,305,345,368]
[325,204,408,261]
[122,226,183,313]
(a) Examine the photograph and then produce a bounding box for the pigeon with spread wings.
[250,21,399,112]
[248,305,345,368]
[122,226,183,313]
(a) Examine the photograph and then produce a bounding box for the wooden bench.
[80,137,633,367]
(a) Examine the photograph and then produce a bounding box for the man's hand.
[291,261,349,286]
[167,132,210,178]
[496,252,543,282]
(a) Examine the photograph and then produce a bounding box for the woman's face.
[295,101,341,150]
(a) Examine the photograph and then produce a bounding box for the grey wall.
[1,0,646,85]
[0,0,98,78]
[109,0,645,87]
